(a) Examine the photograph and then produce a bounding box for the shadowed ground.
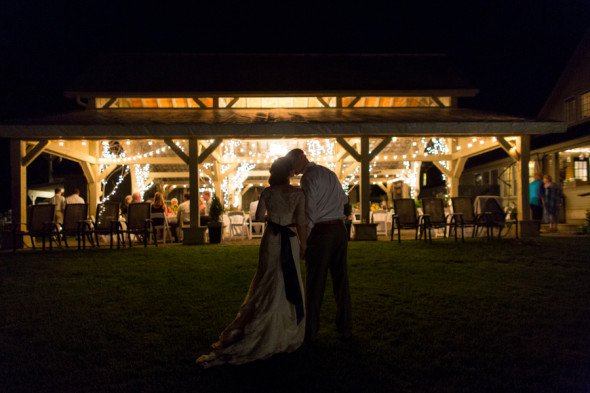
[1,236,589,392]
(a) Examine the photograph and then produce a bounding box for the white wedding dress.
[197,185,307,368]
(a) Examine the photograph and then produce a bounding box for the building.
[0,53,564,244]
[461,31,590,226]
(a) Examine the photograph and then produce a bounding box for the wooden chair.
[84,202,120,249]
[59,203,89,249]
[390,198,428,243]
[12,204,60,251]
[449,196,484,241]
[118,202,157,248]
[420,197,449,241]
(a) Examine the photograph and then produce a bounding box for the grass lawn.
[1,237,590,392]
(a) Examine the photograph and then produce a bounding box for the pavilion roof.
[65,53,478,97]
[0,107,565,139]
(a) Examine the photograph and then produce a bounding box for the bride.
[197,157,308,368]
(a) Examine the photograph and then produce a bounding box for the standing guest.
[49,187,66,225]
[543,175,562,232]
[529,173,544,221]
[286,148,352,343]
[176,193,191,241]
[65,188,85,204]
[199,190,212,226]
[151,192,168,227]
[168,197,180,242]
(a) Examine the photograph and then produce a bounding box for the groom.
[286,148,352,342]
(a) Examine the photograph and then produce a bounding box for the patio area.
[1,236,589,392]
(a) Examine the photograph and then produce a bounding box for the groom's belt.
[315,219,344,226]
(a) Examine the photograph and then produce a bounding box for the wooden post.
[10,139,27,248]
[516,135,531,221]
[184,138,206,244]
[360,136,371,223]
[551,152,560,183]
[516,135,537,237]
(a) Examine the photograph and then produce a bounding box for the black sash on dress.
[267,221,304,324]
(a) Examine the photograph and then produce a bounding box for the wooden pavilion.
[0,54,565,244]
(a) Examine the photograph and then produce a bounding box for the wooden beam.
[431,97,444,107]
[164,139,189,164]
[22,139,48,166]
[496,137,520,161]
[433,161,451,177]
[451,157,468,179]
[336,97,343,108]
[79,162,98,183]
[317,97,330,108]
[192,98,207,108]
[102,97,117,108]
[225,97,239,108]
[347,97,361,108]
[360,136,371,222]
[368,137,391,160]
[198,138,222,164]
[336,137,361,162]
[45,143,97,164]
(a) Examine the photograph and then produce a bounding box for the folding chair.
[151,212,171,243]
[370,209,389,236]
[227,211,248,240]
[247,200,265,239]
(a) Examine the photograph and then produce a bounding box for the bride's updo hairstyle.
[268,157,292,186]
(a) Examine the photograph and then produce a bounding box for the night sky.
[0,1,589,210]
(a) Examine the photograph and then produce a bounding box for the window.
[565,97,577,122]
[574,159,589,182]
[581,92,590,118]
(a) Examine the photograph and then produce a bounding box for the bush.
[209,195,224,223]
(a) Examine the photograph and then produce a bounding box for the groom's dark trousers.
[305,220,352,342]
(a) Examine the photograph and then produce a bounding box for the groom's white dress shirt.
[300,162,347,229]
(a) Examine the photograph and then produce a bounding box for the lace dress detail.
[197,186,307,368]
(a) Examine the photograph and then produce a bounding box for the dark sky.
[1,1,589,117]
[0,1,589,210]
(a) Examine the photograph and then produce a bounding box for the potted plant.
[344,203,353,240]
[207,195,224,244]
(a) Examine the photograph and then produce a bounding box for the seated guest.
[169,197,179,215]
[151,192,167,227]
[65,188,85,204]
[176,193,190,241]
[121,195,133,218]
[131,191,142,203]
[199,190,212,226]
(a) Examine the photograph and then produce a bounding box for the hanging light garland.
[134,164,153,198]
[102,165,130,203]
